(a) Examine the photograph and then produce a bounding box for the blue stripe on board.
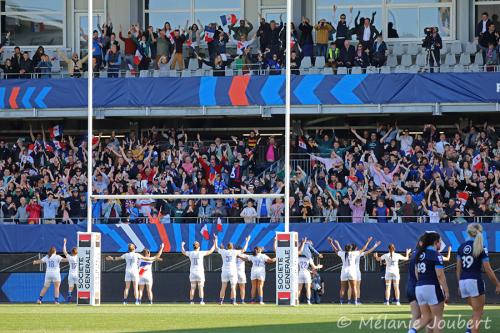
[94,224,128,252]
[172,223,183,253]
[188,224,196,252]
[138,224,158,251]
[258,224,284,250]
[228,224,247,246]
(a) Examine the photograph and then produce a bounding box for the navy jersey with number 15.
[415,247,444,286]
[457,240,489,280]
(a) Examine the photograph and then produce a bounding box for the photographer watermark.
[336,314,493,331]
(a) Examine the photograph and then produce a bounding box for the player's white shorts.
[459,279,485,298]
[415,284,444,305]
[139,275,153,286]
[340,269,357,282]
[190,271,205,283]
[125,270,139,282]
[237,271,247,284]
[298,271,312,284]
[68,274,78,287]
[250,270,266,281]
[221,271,237,285]
[44,272,61,284]
[385,272,401,281]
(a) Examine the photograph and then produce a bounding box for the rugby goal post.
[275,232,298,306]
[77,232,101,306]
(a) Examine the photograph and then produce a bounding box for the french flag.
[298,137,307,150]
[27,143,36,155]
[49,125,62,139]
[44,142,54,153]
[216,217,223,232]
[204,26,215,43]
[133,49,143,65]
[472,154,483,171]
[169,31,176,44]
[220,14,237,26]
[53,140,66,150]
[200,224,210,240]
[186,39,195,50]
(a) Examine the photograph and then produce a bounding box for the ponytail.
[467,223,484,258]
[389,243,395,259]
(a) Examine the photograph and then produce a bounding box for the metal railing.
[1,215,497,225]
[0,217,87,225]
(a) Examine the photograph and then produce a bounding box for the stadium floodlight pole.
[284,0,292,232]
[92,194,284,200]
[86,1,93,233]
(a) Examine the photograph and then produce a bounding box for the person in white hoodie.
[240,199,258,223]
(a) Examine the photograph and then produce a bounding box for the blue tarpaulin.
[0,73,498,109]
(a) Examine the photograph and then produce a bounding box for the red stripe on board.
[277,233,290,241]
[155,222,171,252]
[9,87,20,109]
[78,291,90,298]
[277,291,290,299]
[228,76,250,106]
[79,234,91,241]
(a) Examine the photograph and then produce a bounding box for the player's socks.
[306,298,311,305]
[123,298,127,305]
[407,329,417,333]
[67,292,72,303]
[356,298,361,304]
[54,296,59,304]
[384,299,390,305]
[465,328,472,333]
[219,298,224,305]
[249,298,255,303]
[231,298,236,305]
[38,296,43,303]
[240,298,245,304]
[339,298,345,304]
[259,296,263,303]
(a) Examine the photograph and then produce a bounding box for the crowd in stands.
[291,122,500,223]
[1,121,499,224]
[0,33,88,79]
[290,7,500,73]
[90,128,284,224]
[90,13,287,77]
[0,125,88,224]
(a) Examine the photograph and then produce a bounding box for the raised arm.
[402,248,412,261]
[350,128,367,144]
[373,252,381,262]
[442,246,452,262]
[360,236,373,253]
[241,235,251,253]
[206,242,216,256]
[62,238,69,258]
[363,241,382,256]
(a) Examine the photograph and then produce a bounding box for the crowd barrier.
[0,223,498,253]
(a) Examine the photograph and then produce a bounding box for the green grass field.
[0,304,498,333]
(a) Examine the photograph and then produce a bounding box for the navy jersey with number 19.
[415,247,444,286]
[457,240,489,280]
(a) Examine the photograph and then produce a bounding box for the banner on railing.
[0,223,498,253]
[0,73,498,110]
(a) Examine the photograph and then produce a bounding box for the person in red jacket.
[26,197,42,224]
[195,151,226,186]
[119,24,140,69]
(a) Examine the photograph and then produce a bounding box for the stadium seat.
[394,65,406,73]
[450,42,462,55]
[202,62,212,70]
[407,43,419,56]
[441,43,449,54]
[169,70,178,77]
[465,42,477,54]
[459,53,471,66]
[401,54,412,67]
[194,69,203,76]
[468,63,478,72]
[439,64,451,73]
[301,56,312,69]
[225,69,234,76]
[99,70,107,78]
[380,66,391,74]
[416,54,427,67]
[323,67,334,75]
[158,70,169,77]
[336,67,348,75]
[139,70,149,78]
[51,60,61,73]
[125,70,134,78]
[408,65,419,73]
[366,66,378,74]
[314,57,326,68]
[474,54,484,66]
[392,43,405,56]
[182,69,191,77]
[351,66,363,74]
[153,70,160,77]
[386,55,398,68]
[444,53,456,66]
[453,64,465,73]
[188,58,199,70]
